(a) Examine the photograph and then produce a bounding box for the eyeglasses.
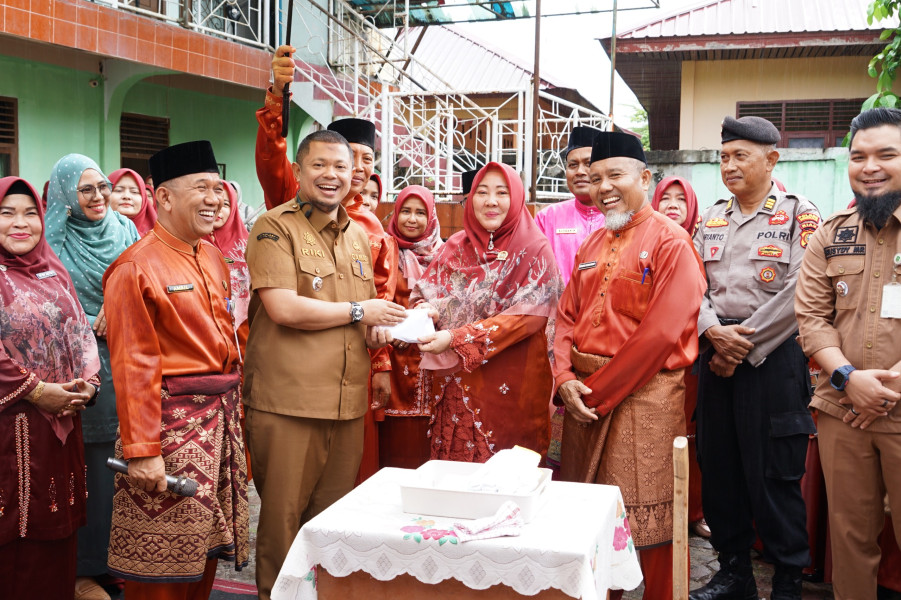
[77,183,111,198]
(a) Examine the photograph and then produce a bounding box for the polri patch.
[759,267,776,283]
[167,284,194,293]
[257,232,280,242]
[578,261,597,270]
[768,210,789,226]
[757,244,783,258]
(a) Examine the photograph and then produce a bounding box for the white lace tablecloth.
[271,467,643,600]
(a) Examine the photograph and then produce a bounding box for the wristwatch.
[830,364,856,391]
[349,301,364,324]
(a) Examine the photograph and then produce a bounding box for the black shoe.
[689,552,757,600]
[771,565,802,600]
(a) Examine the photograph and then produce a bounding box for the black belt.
[718,318,743,326]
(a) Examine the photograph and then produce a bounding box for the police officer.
[690,116,819,600]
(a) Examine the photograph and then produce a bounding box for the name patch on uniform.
[833,226,858,244]
[578,261,597,270]
[768,210,789,226]
[704,233,725,241]
[824,245,866,258]
[257,232,280,242]
[555,228,578,234]
[167,284,194,293]
[757,245,783,258]
[301,248,326,258]
[35,270,57,279]
[705,218,729,228]
[757,230,790,241]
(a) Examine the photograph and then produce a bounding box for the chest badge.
[706,217,729,228]
[303,232,316,246]
[353,241,361,251]
[497,250,509,261]
[312,276,323,291]
[639,251,649,259]
[757,245,784,258]
[555,228,577,235]
[768,210,789,226]
[894,253,901,266]
[759,267,776,283]
[167,283,194,293]
[836,280,849,297]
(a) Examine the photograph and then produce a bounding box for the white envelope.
[388,309,436,343]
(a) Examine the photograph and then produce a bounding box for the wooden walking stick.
[673,436,689,600]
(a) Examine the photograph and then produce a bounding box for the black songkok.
[562,126,602,160]
[149,141,219,187]
[590,131,647,165]
[327,118,376,150]
[461,168,480,196]
[721,116,781,145]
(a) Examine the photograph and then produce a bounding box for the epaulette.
[823,207,858,224]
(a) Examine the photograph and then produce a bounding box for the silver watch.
[350,301,364,324]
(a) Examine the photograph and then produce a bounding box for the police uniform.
[693,184,819,571]
[796,204,901,597]
[243,199,375,600]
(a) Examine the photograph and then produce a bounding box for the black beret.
[149,141,219,187]
[327,118,376,150]
[721,116,781,145]
[562,126,602,160]
[461,168,480,196]
[590,131,646,165]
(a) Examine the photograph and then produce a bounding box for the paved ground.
[205,482,842,599]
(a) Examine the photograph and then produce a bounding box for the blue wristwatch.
[830,364,856,391]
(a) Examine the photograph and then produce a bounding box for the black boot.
[689,552,757,600]
[771,565,802,600]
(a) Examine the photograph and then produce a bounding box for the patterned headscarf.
[203,182,250,327]
[45,154,139,321]
[0,177,100,442]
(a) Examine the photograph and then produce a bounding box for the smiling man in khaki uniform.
[796,107,901,599]
[242,129,405,600]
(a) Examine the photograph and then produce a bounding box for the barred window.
[0,97,18,177]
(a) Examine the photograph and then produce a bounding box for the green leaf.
[450,537,458,544]
[884,93,899,107]
[870,64,879,78]
[863,93,881,111]
[882,28,894,39]
[841,132,851,148]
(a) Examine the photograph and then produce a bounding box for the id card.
[881,282,901,318]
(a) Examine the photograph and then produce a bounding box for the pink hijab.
[386,185,443,285]
[652,176,699,235]
[108,168,158,236]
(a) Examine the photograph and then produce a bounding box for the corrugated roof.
[396,25,565,92]
[607,0,898,40]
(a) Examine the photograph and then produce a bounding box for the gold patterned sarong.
[107,372,249,582]
[560,348,686,548]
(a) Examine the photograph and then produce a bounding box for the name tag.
[578,261,597,271]
[166,284,194,294]
[555,228,578,234]
[36,270,57,279]
[882,283,901,318]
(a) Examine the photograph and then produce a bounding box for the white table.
[272,467,643,600]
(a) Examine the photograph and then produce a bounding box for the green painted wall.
[1,55,105,185]
[2,54,314,210]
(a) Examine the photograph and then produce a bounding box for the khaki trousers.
[245,408,363,600]
[818,412,901,600]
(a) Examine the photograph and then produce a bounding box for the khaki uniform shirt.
[796,205,901,433]
[243,200,376,420]
[693,184,821,366]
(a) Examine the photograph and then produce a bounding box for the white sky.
[456,0,707,125]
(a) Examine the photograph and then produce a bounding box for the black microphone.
[106,457,198,497]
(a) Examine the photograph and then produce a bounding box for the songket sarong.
[107,372,249,582]
[560,348,686,548]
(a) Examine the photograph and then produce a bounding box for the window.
[120,113,170,179]
[0,97,18,178]
[736,99,865,148]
